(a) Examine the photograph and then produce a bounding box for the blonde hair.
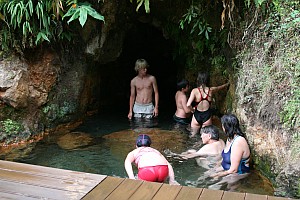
[135,59,149,72]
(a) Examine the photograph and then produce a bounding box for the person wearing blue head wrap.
[124,134,179,185]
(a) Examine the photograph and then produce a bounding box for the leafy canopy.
[0,0,105,50]
[63,1,104,27]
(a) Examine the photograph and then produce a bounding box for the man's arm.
[181,95,193,114]
[186,89,195,107]
[128,80,136,119]
[180,151,209,159]
[152,76,159,117]
[180,145,212,159]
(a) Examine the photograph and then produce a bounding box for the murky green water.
[0,108,274,196]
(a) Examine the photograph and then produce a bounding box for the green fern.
[0,0,105,50]
[179,5,212,40]
[62,2,104,27]
[130,0,150,13]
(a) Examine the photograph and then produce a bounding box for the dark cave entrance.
[95,21,182,116]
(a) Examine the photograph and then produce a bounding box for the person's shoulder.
[131,148,140,153]
[131,76,139,83]
[149,147,158,151]
[218,139,226,148]
[236,135,247,142]
[233,136,248,147]
[126,149,136,158]
[147,74,156,80]
[176,91,184,97]
[150,147,161,153]
[190,88,198,93]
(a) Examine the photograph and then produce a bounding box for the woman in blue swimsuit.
[220,114,250,174]
[209,114,250,190]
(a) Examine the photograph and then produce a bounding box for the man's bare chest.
[135,80,152,90]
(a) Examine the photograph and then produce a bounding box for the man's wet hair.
[135,59,149,72]
[200,125,219,140]
[177,79,189,91]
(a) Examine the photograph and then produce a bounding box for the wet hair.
[197,72,210,87]
[200,125,219,140]
[135,59,149,72]
[136,134,152,147]
[177,79,189,91]
[221,114,245,140]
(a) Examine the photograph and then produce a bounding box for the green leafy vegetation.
[130,0,150,13]
[0,0,104,51]
[42,101,76,121]
[161,1,229,75]
[237,0,300,129]
[0,119,26,144]
[179,5,212,40]
[63,1,104,27]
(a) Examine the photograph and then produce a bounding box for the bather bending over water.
[124,134,180,185]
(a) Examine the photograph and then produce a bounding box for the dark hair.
[136,134,152,147]
[177,79,189,91]
[197,72,210,87]
[221,114,245,140]
[200,125,219,140]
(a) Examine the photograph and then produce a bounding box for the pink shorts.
[138,165,169,182]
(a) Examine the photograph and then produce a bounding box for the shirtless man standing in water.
[173,79,193,125]
[128,59,159,120]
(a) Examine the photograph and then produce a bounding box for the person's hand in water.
[177,149,197,159]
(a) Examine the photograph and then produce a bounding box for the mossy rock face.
[252,153,274,180]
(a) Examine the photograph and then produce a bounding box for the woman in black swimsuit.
[187,72,229,137]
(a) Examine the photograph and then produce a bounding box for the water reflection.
[0,111,274,196]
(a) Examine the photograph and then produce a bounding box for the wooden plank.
[198,188,224,200]
[82,176,124,200]
[268,196,293,200]
[174,186,202,200]
[129,181,163,200]
[152,184,182,200]
[0,179,84,200]
[0,161,295,200]
[222,191,245,200]
[0,168,96,193]
[0,191,39,200]
[105,178,143,200]
[0,160,105,183]
[245,193,268,200]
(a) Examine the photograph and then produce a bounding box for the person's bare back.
[175,90,191,118]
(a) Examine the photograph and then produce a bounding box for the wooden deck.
[0,160,295,200]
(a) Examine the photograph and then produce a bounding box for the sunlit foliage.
[0,0,104,51]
